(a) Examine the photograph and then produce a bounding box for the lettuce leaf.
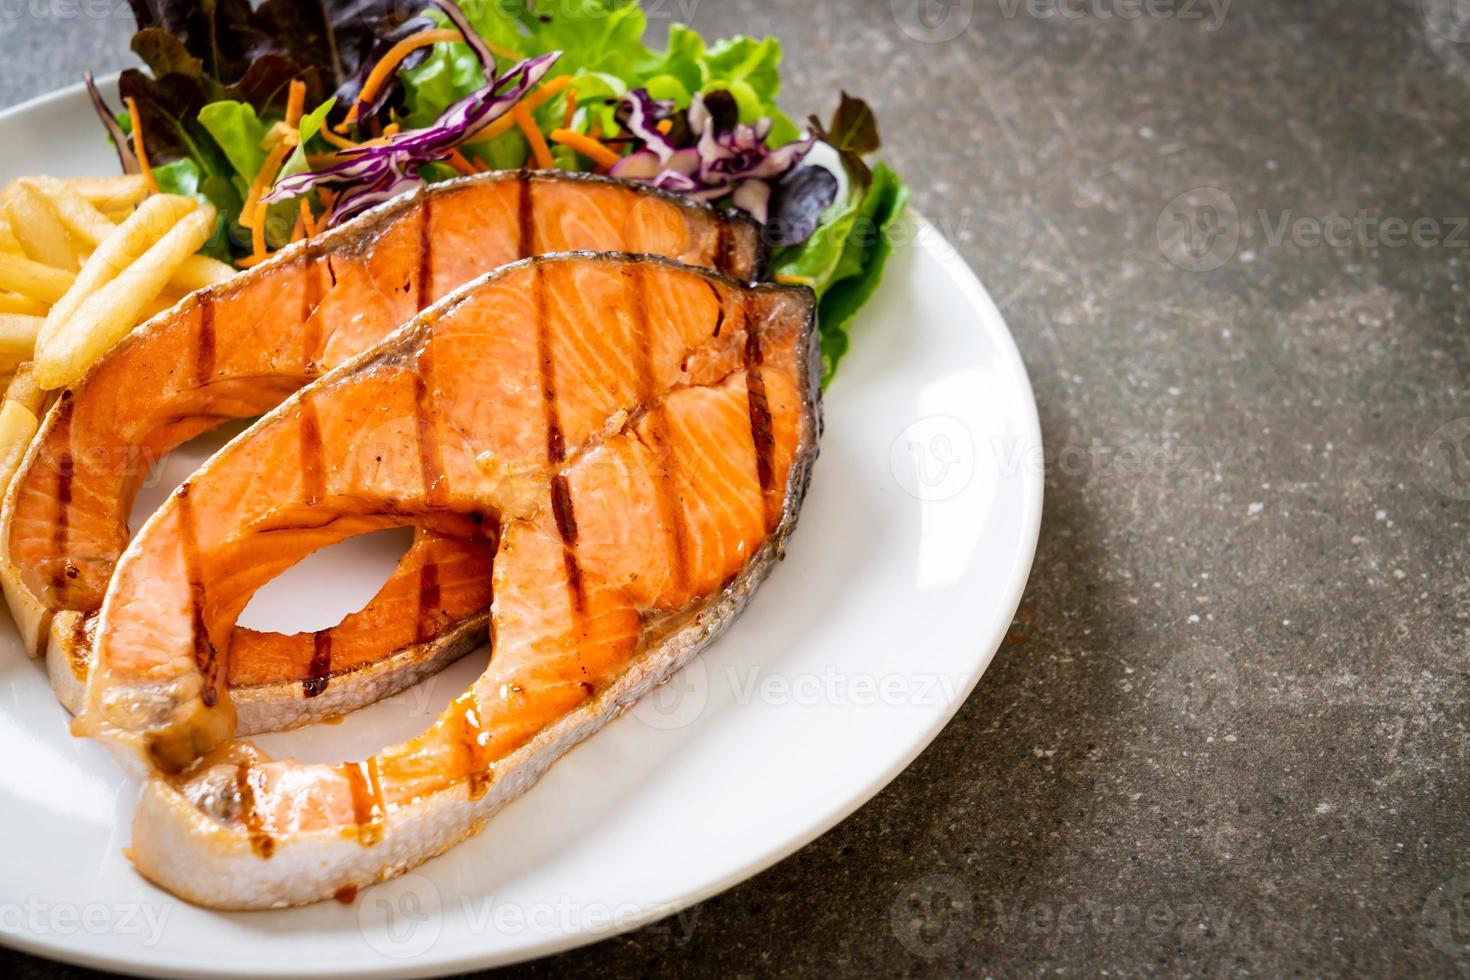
[775,163,908,381]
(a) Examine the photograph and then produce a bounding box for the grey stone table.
[3,0,1469,976]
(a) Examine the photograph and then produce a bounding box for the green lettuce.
[774,163,909,381]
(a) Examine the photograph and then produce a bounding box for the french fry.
[5,362,45,415]
[0,399,39,490]
[37,193,196,350]
[0,313,42,359]
[0,251,75,304]
[32,178,115,246]
[36,180,234,296]
[0,292,47,316]
[64,175,150,212]
[172,254,236,292]
[0,218,22,254]
[5,182,79,272]
[35,205,214,389]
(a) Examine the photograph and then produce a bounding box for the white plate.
[0,79,1043,978]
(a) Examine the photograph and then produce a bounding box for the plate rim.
[0,77,1044,979]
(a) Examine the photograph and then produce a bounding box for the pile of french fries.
[0,174,235,489]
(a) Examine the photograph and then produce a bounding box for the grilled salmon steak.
[77,254,820,908]
[0,172,764,732]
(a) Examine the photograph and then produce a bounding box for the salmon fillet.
[1,172,764,732]
[78,254,820,908]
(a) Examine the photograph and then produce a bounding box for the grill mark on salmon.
[338,758,385,846]
[415,560,440,644]
[68,613,93,681]
[742,304,778,531]
[195,295,215,384]
[303,632,332,699]
[301,249,325,375]
[517,171,534,259]
[417,195,433,311]
[176,483,221,710]
[234,762,275,859]
[715,219,732,277]
[298,395,325,507]
[452,692,493,800]
[533,261,585,615]
[413,355,448,508]
[50,392,74,594]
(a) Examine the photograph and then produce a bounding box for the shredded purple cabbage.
[263,0,559,226]
[609,90,837,242]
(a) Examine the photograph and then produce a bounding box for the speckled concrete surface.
[4,1,1470,976]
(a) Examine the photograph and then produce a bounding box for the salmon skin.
[0,171,765,733]
[78,253,821,908]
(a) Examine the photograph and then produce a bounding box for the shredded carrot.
[562,90,577,129]
[521,75,572,114]
[247,199,269,263]
[124,97,160,195]
[549,129,620,170]
[588,120,604,141]
[346,28,463,126]
[289,209,307,243]
[485,40,521,61]
[319,126,361,151]
[446,148,479,176]
[656,119,672,135]
[238,136,294,231]
[298,198,319,237]
[513,104,555,169]
[470,113,518,147]
[236,250,274,269]
[382,122,400,137]
[285,79,306,129]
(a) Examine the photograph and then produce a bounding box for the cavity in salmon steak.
[79,254,820,908]
[0,172,765,733]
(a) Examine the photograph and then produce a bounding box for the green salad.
[96,0,907,380]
